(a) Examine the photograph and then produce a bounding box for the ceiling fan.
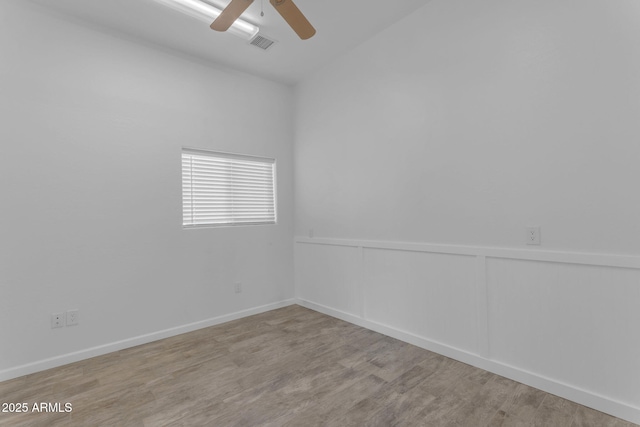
[211,0,316,40]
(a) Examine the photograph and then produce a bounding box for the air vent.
[249,34,277,51]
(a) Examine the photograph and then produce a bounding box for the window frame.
[182,147,277,229]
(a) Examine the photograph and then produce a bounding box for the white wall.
[295,0,640,255]
[294,0,640,423]
[0,0,294,378]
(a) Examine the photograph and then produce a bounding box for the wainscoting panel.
[364,248,478,353]
[294,237,640,425]
[295,242,362,316]
[487,258,640,409]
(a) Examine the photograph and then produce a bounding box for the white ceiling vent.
[249,33,277,51]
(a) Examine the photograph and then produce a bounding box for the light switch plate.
[51,313,65,329]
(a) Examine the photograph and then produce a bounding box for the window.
[182,148,276,228]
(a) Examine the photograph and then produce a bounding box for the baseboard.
[0,299,296,383]
[295,298,640,425]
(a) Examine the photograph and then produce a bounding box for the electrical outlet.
[66,309,79,326]
[526,226,541,245]
[234,283,242,294]
[51,313,65,329]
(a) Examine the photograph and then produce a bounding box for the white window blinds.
[182,148,277,228]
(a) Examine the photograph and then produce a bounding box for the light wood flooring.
[0,305,637,426]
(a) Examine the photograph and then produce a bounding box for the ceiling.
[27,0,430,85]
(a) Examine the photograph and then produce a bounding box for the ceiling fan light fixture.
[152,0,259,40]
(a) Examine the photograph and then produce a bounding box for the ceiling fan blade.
[269,0,316,40]
[211,0,254,32]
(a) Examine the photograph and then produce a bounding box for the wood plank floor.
[0,305,636,426]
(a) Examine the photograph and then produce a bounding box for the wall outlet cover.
[526,226,541,245]
[66,309,79,326]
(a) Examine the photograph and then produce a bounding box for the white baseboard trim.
[295,298,640,425]
[0,299,296,383]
